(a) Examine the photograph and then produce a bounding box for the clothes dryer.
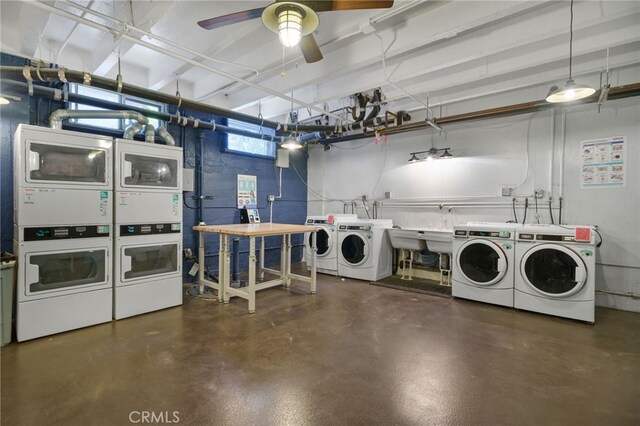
[14,224,112,341]
[337,219,393,281]
[452,222,519,307]
[113,223,182,319]
[514,224,597,323]
[14,124,113,226]
[304,214,357,275]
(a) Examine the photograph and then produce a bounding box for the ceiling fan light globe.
[277,9,303,47]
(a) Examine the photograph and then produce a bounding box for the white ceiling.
[1,0,639,124]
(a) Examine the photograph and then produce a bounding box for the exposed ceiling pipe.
[144,124,155,143]
[123,121,145,140]
[59,0,260,77]
[30,0,345,121]
[0,66,374,133]
[49,109,148,130]
[0,79,283,143]
[317,82,640,144]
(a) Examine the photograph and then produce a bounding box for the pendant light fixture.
[282,137,302,150]
[262,2,319,49]
[546,0,595,103]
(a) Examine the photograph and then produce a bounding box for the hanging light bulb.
[282,137,302,150]
[277,8,303,47]
[546,0,595,103]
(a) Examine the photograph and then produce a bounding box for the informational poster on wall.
[237,174,257,208]
[581,136,625,188]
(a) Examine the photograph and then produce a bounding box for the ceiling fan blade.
[299,34,323,63]
[308,1,394,12]
[197,7,265,30]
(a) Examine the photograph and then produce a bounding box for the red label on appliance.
[575,227,591,242]
[327,215,334,224]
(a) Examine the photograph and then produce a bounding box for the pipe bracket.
[57,68,68,83]
[53,89,62,101]
[22,66,33,96]
[35,62,45,82]
[193,119,199,128]
[83,72,91,86]
[116,74,123,92]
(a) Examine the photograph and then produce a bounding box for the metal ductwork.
[156,126,176,146]
[49,109,148,130]
[144,124,155,143]
[123,121,145,140]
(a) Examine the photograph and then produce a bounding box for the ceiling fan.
[197,1,394,63]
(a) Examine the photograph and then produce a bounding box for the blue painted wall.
[0,53,308,279]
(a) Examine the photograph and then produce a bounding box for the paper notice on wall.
[581,136,625,188]
[237,174,257,208]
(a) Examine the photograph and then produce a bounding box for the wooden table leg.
[248,236,256,313]
[198,231,205,295]
[311,230,317,294]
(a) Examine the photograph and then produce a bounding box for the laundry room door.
[457,240,507,286]
[306,227,332,257]
[340,233,370,266]
[521,245,587,297]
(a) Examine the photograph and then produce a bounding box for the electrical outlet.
[183,248,193,259]
[499,185,515,197]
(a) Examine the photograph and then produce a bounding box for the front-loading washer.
[14,124,113,226]
[337,219,393,281]
[14,224,113,341]
[452,222,519,307]
[114,223,182,319]
[515,224,597,323]
[304,214,357,275]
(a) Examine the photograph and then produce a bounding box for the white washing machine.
[14,225,112,341]
[13,124,113,226]
[452,223,519,308]
[337,219,393,281]
[515,224,597,323]
[114,223,182,320]
[304,214,357,275]
[113,139,183,319]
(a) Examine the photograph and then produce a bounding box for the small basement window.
[225,119,276,158]
[69,84,163,130]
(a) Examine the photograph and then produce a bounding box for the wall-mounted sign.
[237,174,257,208]
[581,136,625,188]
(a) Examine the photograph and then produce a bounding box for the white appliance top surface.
[456,222,522,232]
[114,138,183,153]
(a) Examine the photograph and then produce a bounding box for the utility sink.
[388,228,453,253]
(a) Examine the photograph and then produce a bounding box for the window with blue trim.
[226,119,276,158]
[69,84,163,130]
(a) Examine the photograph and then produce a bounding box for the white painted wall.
[307,96,640,312]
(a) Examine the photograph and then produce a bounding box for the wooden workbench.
[192,223,319,313]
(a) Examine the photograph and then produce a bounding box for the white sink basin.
[388,228,453,253]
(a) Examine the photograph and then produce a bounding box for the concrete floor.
[1,272,639,425]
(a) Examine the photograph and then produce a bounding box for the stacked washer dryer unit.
[304,214,357,275]
[452,223,519,307]
[113,139,183,319]
[13,125,113,341]
[337,219,394,281]
[515,225,597,323]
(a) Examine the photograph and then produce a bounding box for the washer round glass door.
[341,233,369,266]
[307,227,332,257]
[456,239,507,286]
[520,244,587,297]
